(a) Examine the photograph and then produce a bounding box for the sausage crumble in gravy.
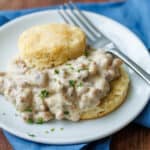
[0,50,122,123]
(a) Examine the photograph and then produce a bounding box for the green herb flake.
[66,63,71,66]
[50,128,55,132]
[64,111,69,115]
[83,67,88,71]
[84,50,90,57]
[54,69,59,74]
[60,128,64,131]
[15,113,19,117]
[77,69,81,73]
[69,80,76,87]
[27,118,34,124]
[24,108,32,112]
[77,82,83,87]
[54,78,57,82]
[70,66,74,70]
[77,68,88,72]
[28,133,35,137]
[45,130,49,134]
[88,58,93,62]
[39,90,49,99]
[2,112,6,116]
[36,118,44,124]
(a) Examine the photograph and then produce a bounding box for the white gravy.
[0,50,122,123]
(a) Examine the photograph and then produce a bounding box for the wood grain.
[0,0,149,150]
[0,0,113,10]
[111,124,150,150]
[0,130,12,150]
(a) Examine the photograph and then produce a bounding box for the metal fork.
[58,1,150,85]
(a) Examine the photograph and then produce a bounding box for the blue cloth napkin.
[1,0,150,149]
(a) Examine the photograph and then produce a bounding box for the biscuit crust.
[19,23,86,69]
[80,67,129,120]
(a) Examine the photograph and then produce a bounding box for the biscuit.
[80,67,129,120]
[18,23,86,69]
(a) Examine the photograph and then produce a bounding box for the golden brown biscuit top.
[18,23,86,69]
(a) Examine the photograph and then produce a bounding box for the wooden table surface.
[0,0,150,150]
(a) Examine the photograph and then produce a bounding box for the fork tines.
[58,1,104,44]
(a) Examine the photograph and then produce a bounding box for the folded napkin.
[1,0,150,149]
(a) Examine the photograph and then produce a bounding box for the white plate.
[0,9,150,144]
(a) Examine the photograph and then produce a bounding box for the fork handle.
[109,48,150,85]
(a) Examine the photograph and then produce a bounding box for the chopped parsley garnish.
[50,128,55,132]
[84,50,90,57]
[83,67,89,70]
[54,69,59,74]
[45,130,49,134]
[54,78,57,82]
[70,66,74,70]
[60,128,64,131]
[64,111,69,115]
[39,90,49,99]
[24,108,32,112]
[66,63,71,66]
[88,58,93,61]
[36,118,44,124]
[69,80,76,87]
[2,112,6,116]
[28,133,35,137]
[77,67,88,72]
[27,118,34,124]
[66,64,74,70]
[77,82,83,87]
[77,69,81,72]
[15,113,18,117]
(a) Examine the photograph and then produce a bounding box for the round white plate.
[0,9,150,144]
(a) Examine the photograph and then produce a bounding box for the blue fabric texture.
[0,0,150,149]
